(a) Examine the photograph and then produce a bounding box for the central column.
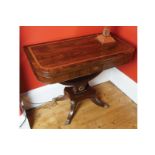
[61,72,109,125]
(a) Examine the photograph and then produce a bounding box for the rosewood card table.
[24,33,135,125]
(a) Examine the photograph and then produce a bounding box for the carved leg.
[65,100,78,125]
[61,72,110,125]
[91,96,109,108]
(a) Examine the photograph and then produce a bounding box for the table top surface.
[24,33,135,83]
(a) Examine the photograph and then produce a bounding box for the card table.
[24,33,135,125]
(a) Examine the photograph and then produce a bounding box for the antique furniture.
[24,32,135,125]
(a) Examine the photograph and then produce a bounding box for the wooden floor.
[26,81,137,129]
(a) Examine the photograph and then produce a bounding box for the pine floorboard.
[26,81,137,129]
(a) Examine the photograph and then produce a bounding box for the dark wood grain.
[24,33,135,125]
[24,33,135,84]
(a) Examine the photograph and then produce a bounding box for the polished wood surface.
[26,81,137,129]
[24,33,135,84]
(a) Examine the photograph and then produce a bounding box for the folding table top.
[24,33,135,83]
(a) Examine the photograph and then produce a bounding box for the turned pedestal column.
[61,72,109,124]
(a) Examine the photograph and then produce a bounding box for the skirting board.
[21,67,137,109]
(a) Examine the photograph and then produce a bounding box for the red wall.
[20,26,137,93]
[111,26,137,82]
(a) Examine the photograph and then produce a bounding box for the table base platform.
[60,73,109,125]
